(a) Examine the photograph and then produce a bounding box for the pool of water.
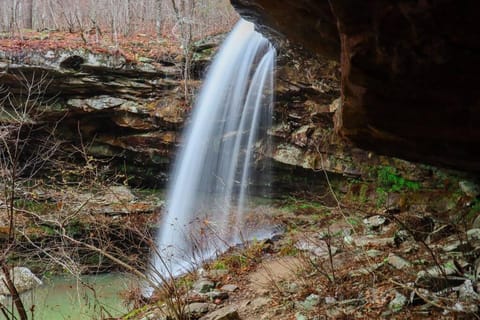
[2,273,137,320]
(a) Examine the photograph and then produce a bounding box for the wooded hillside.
[0,0,237,41]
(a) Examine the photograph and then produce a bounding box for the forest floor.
[1,169,479,319]
[128,180,480,320]
[0,29,188,63]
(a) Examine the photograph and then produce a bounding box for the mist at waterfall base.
[149,19,276,284]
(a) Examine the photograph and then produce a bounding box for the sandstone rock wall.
[232,0,480,173]
[0,42,216,186]
[0,34,471,190]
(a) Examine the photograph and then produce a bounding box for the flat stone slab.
[200,306,240,320]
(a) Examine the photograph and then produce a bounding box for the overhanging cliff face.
[232,0,480,172]
[0,42,218,187]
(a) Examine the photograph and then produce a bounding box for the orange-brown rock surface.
[232,0,480,172]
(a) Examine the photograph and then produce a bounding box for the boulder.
[200,306,241,320]
[186,302,216,317]
[0,267,43,295]
[387,253,411,270]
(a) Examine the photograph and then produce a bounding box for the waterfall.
[150,19,275,282]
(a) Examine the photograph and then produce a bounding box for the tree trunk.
[10,0,17,33]
[155,0,162,39]
[110,0,118,45]
[24,0,33,29]
[126,0,134,35]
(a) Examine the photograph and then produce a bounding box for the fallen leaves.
[0,30,182,64]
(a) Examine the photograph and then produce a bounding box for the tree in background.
[24,0,33,29]
[0,0,238,39]
[155,0,162,39]
[170,0,196,100]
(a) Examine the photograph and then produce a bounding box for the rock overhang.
[231,0,480,172]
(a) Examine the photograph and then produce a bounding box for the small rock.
[394,230,412,245]
[325,296,337,304]
[301,293,320,311]
[366,249,383,258]
[108,185,136,202]
[349,263,383,277]
[388,291,407,313]
[353,236,395,248]
[295,239,338,258]
[387,253,411,270]
[138,56,154,63]
[467,228,480,241]
[200,306,240,320]
[186,302,215,317]
[400,241,419,254]
[295,313,307,320]
[205,290,229,301]
[343,235,354,245]
[363,215,386,229]
[0,267,42,295]
[286,282,300,293]
[452,301,478,313]
[198,268,208,277]
[459,180,480,198]
[186,291,208,303]
[250,297,270,310]
[458,279,480,304]
[221,284,238,292]
[442,240,462,252]
[194,278,215,293]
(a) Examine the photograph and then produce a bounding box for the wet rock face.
[232,0,480,172]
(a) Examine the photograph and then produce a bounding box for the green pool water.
[3,273,137,320]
